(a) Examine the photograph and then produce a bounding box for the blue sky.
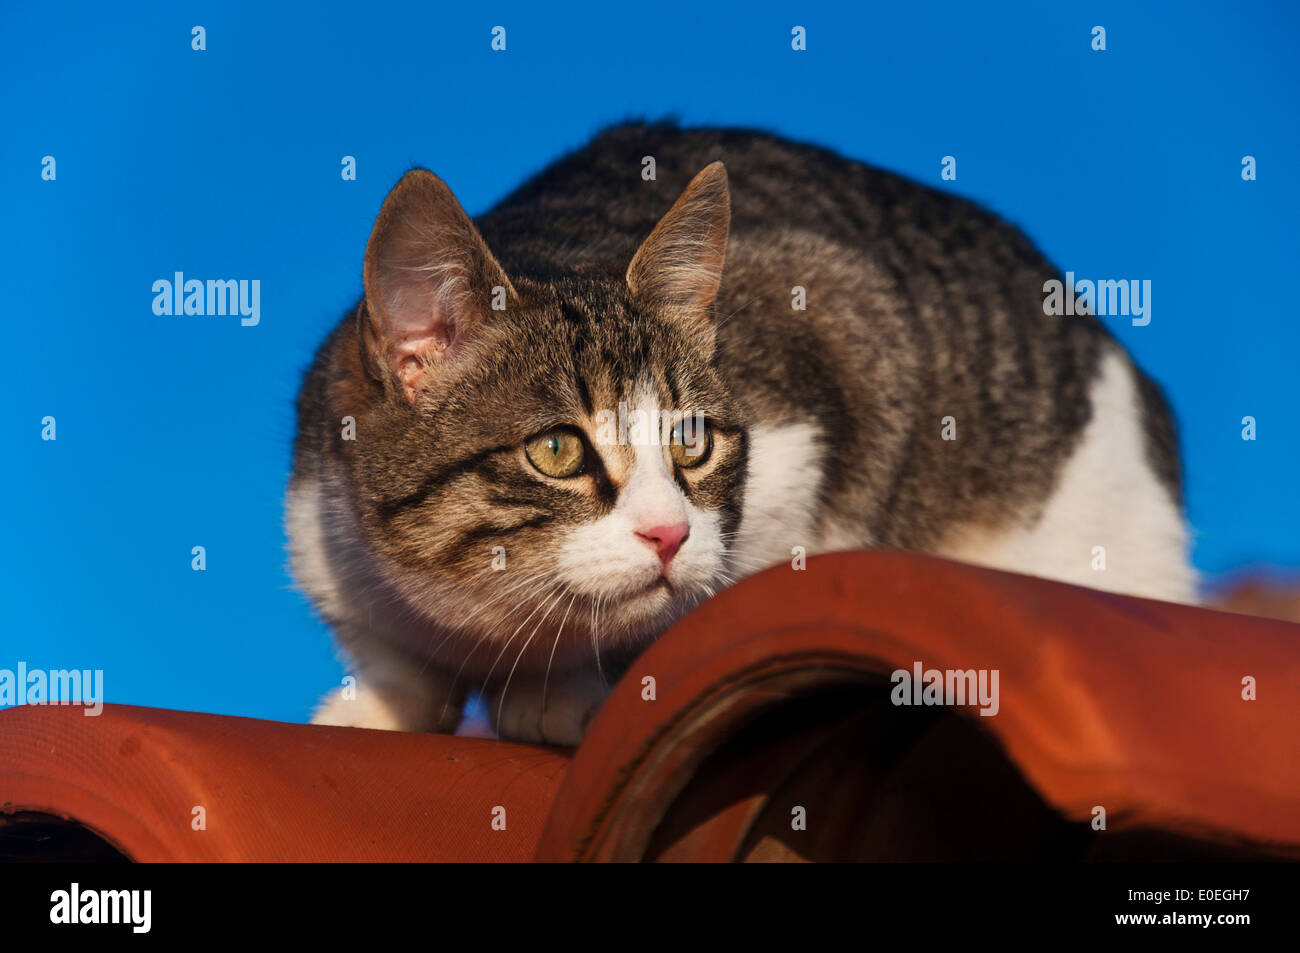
[3,0,1297,722]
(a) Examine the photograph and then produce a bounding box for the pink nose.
[635,522,690,568]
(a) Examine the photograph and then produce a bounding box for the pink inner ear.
[379,276,456,400]
[363,169,510,401]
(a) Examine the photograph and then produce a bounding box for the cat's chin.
[596,578,708,642]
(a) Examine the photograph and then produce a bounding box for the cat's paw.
[310,676,463,733]
[487,669,609,747]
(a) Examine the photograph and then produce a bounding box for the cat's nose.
[635,522,690,568]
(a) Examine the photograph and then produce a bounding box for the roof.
[3,551,1298,861]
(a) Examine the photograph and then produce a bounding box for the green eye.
[526,429,586,478]
[668,418,712,468]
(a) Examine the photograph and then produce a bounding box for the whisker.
[478,579,559,691]
[542,591,579,714]
[419,569,550,673]
[591,595,607,687]
[437,576,555,724]
[494,585,568,734]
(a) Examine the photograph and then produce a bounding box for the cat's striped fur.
[288,122,1194,744]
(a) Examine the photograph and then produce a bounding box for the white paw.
[310,677,462,733]
[487,669,609,746]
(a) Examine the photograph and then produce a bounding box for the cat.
[287,121,1195,745]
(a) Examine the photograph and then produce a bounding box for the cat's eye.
[525,429,586,478]
[668,418,712,469]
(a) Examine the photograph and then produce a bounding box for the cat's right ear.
[361,169,516,403]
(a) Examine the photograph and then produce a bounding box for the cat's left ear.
[362,168,516,403]
[626,161,730,319]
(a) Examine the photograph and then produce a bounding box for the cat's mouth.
[600,574,697,633]
[559,561,717,639]
[605,576,671,615]
[636,577,672,596]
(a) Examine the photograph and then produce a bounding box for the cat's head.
[336,163,747,663]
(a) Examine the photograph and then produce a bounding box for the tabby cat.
[288,122,1194,744]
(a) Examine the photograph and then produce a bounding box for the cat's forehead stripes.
[580,378,669,486]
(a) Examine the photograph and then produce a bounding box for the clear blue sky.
[3,1,1297,722]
